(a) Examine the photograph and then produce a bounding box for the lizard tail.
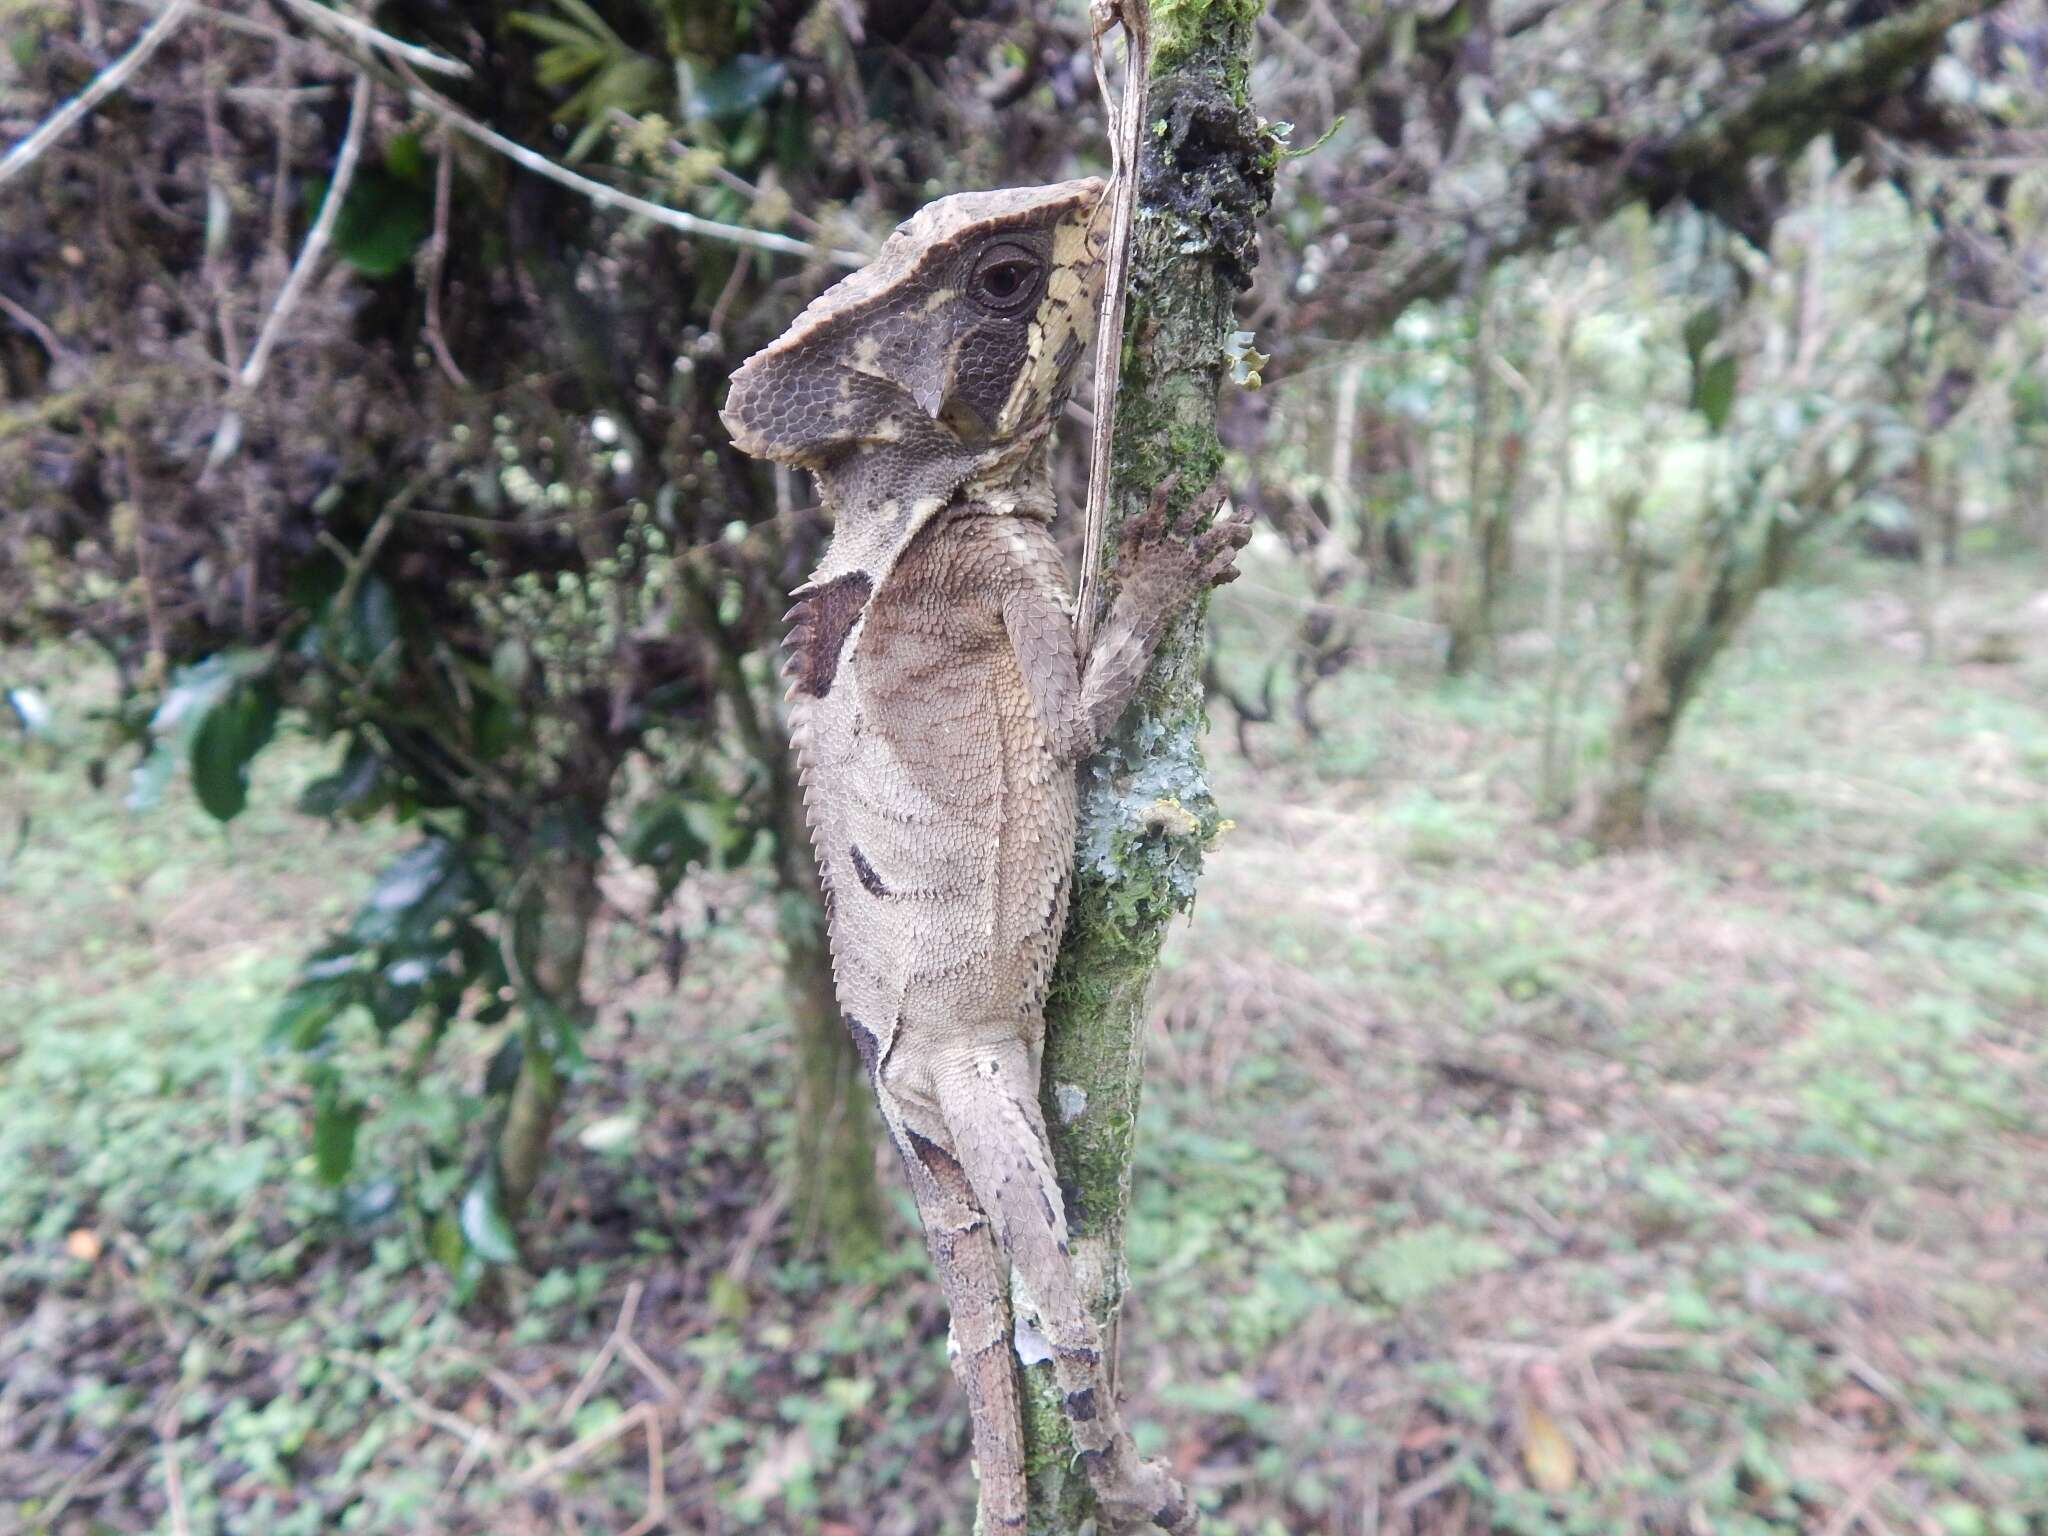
[935,1042,1201,1533]
[900,1122,1030,1530]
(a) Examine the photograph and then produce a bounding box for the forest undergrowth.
[3,555,2045,1536]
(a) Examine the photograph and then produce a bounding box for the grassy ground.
[3,551,2045,1536]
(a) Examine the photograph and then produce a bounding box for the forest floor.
[3,552,2045,1536]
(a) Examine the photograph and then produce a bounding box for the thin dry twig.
[604,106,834,240]
[157,1398,191,1536]
[33,1431,137,1527]
[329,1347,504,1459]
[424,129,469,388]
[1818,1448,1910,1536]
[0,0,196,192]
[198,60,371,480]
[721,1175,793,1292]
[1075,0,1151,651]
[558,1280,646,1427]
[401,71,866,267]
[526,1404,657,1486]
[235,70,372,393]
[0,291,69,364]
[618,1337,682,1405]
[268,0,470,77]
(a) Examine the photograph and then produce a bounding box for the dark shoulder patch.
[784,571,873,698]
[848,844,888,898]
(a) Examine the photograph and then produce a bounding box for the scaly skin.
[723,182,1248,1534]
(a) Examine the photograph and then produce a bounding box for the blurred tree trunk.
[1018,6,1270,1529]
[1444,275,1527,675]
[497,835,603,1223]
[1534,297,1581,817]
[1587,431,1871,849]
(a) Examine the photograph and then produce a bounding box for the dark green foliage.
[305,160,434,279]
[1692,354,1740,433]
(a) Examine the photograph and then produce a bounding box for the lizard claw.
[1113,473,1250,603]
[1174,475,1229,532]
[1105,473,1245,634]
[1118,471,1179,550]
[1192,496,1254,587]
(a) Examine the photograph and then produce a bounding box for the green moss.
[1013,2,1269,1524]
[1150,0,1260,72]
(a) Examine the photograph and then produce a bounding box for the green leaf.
[349,838,475,946]
[305,169,432,279]
[688,54,785,121]
[508,11,607,51]
[1694,354,1739,433]
[547,0,626,50]
[350,576,401,660]
[298,737,386,819]
[1357,1224,1508,1306]
[429,1207,466,1270]
[312,1079,365,1187]
[135,655,267,801]
[383,131,428,186]
[364,944,448,1035]
[472,694,519,761]
[189,677,280,822]
[555,53,663,147]
[5,687,51,737]
[126,745,178,812]
[1682,305,1720,365]
[525,991,588,1074]
[622,797,709,896]
[266,975,357,1052]
[531,42,603,90]
[340,1177,401,1228]
[460,1173,521,1264]
[484,1033,525,1097]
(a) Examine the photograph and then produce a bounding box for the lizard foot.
[1086,1445,1199,1535]
[1114,473,1253,608]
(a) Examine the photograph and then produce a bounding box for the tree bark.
[496,838,602,1222]
[1019,7,1269,1528]
[1586,427,1867,848]
[1445,274,1503,675]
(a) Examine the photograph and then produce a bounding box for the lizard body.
[722,179,1246,1533]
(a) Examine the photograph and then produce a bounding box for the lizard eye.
[971,242,1044,314]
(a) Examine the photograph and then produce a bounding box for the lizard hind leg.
[934,1043,1198,1536]
[900,1128,1030,1531]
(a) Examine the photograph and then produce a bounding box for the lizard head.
[721,178,1108,475]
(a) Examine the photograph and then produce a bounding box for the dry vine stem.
[0,0,195,191]
[1075,0,1151,651]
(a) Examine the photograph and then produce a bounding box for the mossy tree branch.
[1289,0,2002,364]
[1021,6,1269,1530]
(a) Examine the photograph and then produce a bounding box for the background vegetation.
[3,0,2044,1532]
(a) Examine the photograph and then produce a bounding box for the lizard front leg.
[1005,477,1252,763]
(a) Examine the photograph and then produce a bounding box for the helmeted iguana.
[721,177,1247,1534]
